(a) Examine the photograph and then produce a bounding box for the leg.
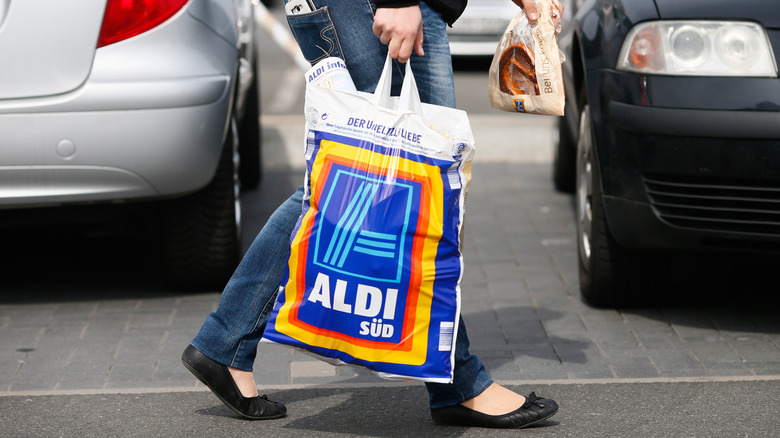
[182,187,304,419]
[425,317,493,409]
[367,4,559,426]
[190,186,305,370]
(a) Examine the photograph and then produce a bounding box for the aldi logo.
[313,169,415,284]
[263,130,463,381]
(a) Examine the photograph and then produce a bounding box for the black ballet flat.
[431,391,558,429]
[181,344,287,420]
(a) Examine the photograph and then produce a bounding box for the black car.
[555,0,780,307]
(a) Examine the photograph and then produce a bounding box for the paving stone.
[91,300,142,316]
[750,362,780,375]
[509,343,560,363]
[254,343,295,385]
[482,261,524,283]
[541,315,588,339]
[291,360,337,379]
[513,358,569,380]
[55,369,111,391]
[594,339,648,359]
[725,336,780,362]
[480,358,521,380]
[561,361,615,379]
[105,363,157,388]
[631,325,685,350]
[651,351,705,376]
[687,342,745,365]
[0,327,46,352]
[609,357,660,379]
[498,322,550,345]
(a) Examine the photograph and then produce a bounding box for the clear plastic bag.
[488,0,565,115]
[262,56,474,383]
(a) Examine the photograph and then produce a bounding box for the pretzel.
[498,43,540,96]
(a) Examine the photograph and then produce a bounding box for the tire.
[162,118,242,291]
[575,90,628,307]
[575,93,669,307]
[238,72,262,190]
[553,115,576,193]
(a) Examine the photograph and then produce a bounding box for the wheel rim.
[576,104,593,268]
[230,117,242,241]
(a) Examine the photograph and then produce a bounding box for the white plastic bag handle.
[371,55,424,115]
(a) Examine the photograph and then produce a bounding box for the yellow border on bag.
[273,139,446,365]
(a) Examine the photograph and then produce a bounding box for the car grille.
[642,174,780,236]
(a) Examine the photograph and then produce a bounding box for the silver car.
[0,0,261,290]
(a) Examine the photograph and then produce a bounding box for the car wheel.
[575,93,629,307]
[553,115,576,193]
[162,117,242,291]
[238,71,262,190]
[575,94,669,307]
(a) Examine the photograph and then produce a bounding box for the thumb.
[521,0,539,22]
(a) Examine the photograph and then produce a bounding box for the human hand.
[511,0,563,32]
[511,0,539,22]
[372,6,424,63]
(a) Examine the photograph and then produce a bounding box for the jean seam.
[364,0,376,15]
[325,7,345,62]
[229,284,276,370]
[309,7,341,63]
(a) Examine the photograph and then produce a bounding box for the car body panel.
[574,0,657,76]
[0,0,105,99]
[0,95,230,207]
[654,0,780,29]
[0,0,256,208]
[593,71,780,249]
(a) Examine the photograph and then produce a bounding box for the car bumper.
[0,2,240,210]
[0,75,232,208]
[448,36,501,57]
[592,71,780,253]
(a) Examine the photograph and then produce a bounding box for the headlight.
[617,21,777,77]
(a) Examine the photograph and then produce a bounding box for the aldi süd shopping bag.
[488,0,565,115]
[261,56,475,383]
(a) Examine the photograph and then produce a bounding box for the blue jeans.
[191,0,492,410]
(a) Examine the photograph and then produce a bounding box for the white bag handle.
[371,55,424,115]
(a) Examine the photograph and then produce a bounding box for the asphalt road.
[3,380,779,437]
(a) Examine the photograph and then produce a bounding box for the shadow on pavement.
[0,168,299,304]
[616,253,780,334]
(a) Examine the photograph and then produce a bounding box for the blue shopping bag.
[262,56,475,383]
